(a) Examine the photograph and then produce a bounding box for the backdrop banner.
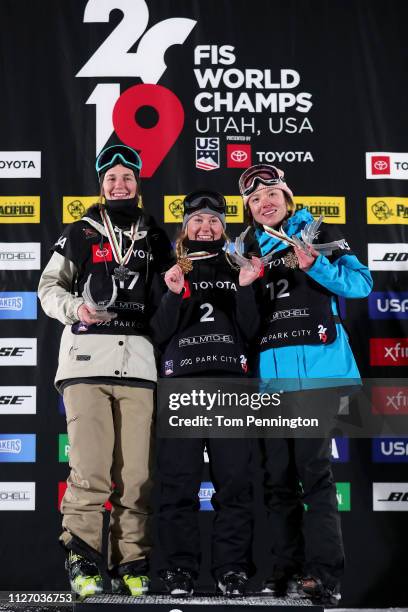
[0,0,407,606]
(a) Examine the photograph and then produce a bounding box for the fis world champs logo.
[76,1,196,177]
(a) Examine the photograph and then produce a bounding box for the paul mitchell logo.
[271,308,309,321]
[0,482,35,510]
[0,152,41,178]
[0,243,41,270]
[179,334,234,347]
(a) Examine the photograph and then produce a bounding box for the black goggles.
[239,164,285,197]
[183,190,226,215]
[96,145,142,177]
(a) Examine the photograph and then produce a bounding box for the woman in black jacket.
[151,190,261,597]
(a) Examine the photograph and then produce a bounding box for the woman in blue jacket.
[238,164,373,605]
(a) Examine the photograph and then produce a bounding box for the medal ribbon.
[100,207,140,266]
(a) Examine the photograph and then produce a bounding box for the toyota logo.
[374,160,389,171]
[231,150,248,162]
[96,248,109,258]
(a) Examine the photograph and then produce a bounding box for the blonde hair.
[175,229,237,270]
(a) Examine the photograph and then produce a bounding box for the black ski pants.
[157,437,254,579]
[260,390,345,589]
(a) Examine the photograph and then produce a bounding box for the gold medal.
[282,250,299,269]
[177,257,193,274]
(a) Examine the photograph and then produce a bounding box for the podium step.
[74,593,321,611]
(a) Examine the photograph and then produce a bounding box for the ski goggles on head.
[239,164,285,197]
[183,190,226,215]
[95,145,142,177]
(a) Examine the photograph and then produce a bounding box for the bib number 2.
[200,303,214,322]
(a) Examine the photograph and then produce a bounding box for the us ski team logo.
[196,138,220,171]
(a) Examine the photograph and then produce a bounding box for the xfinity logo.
[373,483,408,510]
[368,244,408,271]
[366,152,408,179]
[0,339,37,366]
[0,243,41,270]
[370,339,408,366]
[368,292,408,319]
[0,152,41,178]
[0,482,35,510]
[371,387,408,414]
[0,387,36,415]
[179,334,233,347]
[372,438,408,462]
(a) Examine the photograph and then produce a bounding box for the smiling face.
[186,213,224,241]
[247,187,288,227]
[102,164,138,200]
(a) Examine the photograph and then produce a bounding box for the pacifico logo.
[0,197,40,223]
[63,197,97,224]
[164,196,243,223]
[367,198,408,224]
[294,197,346,224]
[0,152,41,178]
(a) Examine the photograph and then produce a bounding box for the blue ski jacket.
[254,208,373,390]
